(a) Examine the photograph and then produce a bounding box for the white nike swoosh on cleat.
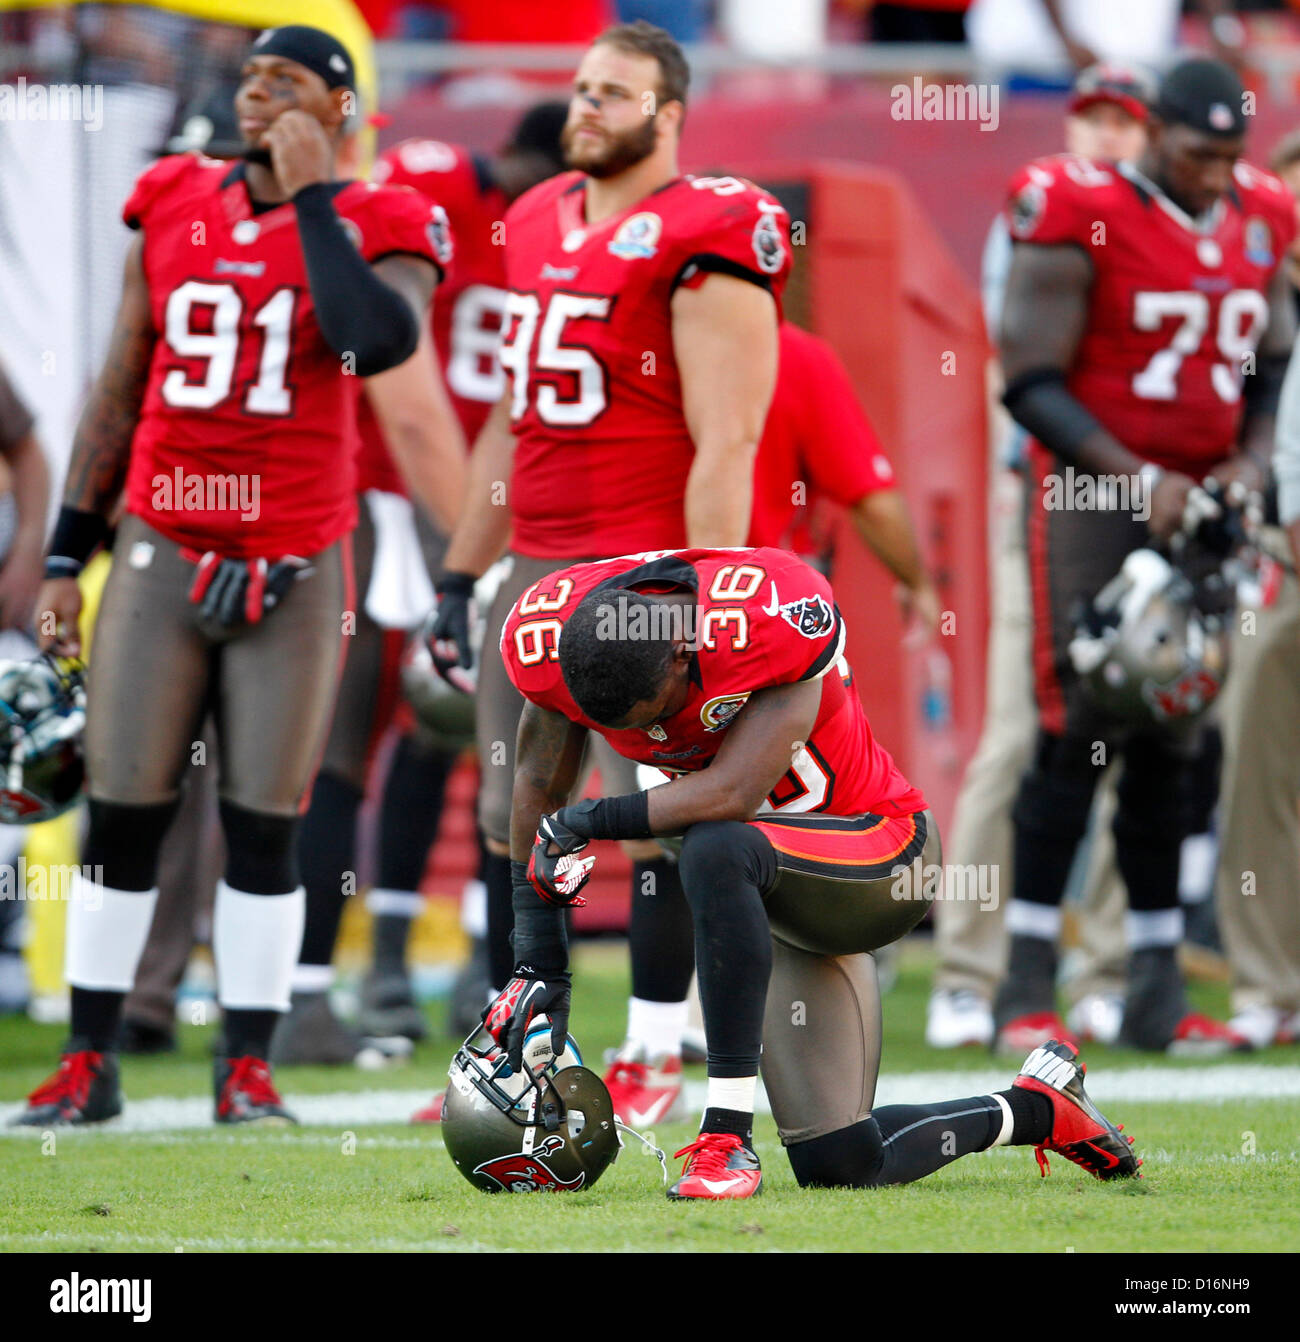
[626,1095,676,1128]
[699,1176,747,1194]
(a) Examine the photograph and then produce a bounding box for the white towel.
[363,490,437,631]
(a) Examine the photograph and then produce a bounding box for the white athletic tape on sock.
[64,873,158,992]
[214,882,305,1011]
[627,996,689,1059]
[366,887,424,919]
[1005,899,1063,940]
[990,1093,1014,1147]
[1125,907,1184,950]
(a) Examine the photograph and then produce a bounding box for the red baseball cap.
[1068,63,1156,123]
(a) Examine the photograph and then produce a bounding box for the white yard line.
[1,1063,1296,1136]
[0,1230,503,1252]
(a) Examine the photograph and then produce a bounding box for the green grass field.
[2,944,1298,1253]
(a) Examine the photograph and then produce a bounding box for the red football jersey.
[123,154,451,557]
[1005,153,1295,473]
[499,172,793,559]
[357,139,511,495]
[749,322,896,549]
[501,547,927,819]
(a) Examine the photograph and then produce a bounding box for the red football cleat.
[996,1012,1079,1057]
[603,1048,686,1129]
[10,1048,122,1127]
[1167,1012,1251,1057]
[410,1091,445,1123]
[668,1132,762,1200]
[1013,1039,1140,1180]
[214,1055,296,1125]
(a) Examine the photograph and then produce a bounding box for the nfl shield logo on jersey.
[609,212,662,260]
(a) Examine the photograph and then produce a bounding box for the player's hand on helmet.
[483,967,572,1072]
[427,571,477,694]
[34,578,83,658]
[261,109,334,199]
[528,809,597,907]
[1146,469,1199,542]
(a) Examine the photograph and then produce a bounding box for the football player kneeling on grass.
[480,547,1141,1199]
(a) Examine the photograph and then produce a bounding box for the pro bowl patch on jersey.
[700,692,751,731]
[752,209,786,274]
[609,211,661,260]
[780,594,835,638]
[1243,216,1274,268]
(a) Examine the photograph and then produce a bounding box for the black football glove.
[483,966,572,1072]
[187,553,312,627]
[427,571,477,693]
[527,811,596,906]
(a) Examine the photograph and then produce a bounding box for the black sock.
[71,987,125,1054]
[700,1106,753,1145]
[372,912,412,976]
[223,1008,280,1060]
[377,734,453,889]
[993,1086,1054,1146]
[629,858,694,1003]
[296,773,363,968]
[483,851,515,992]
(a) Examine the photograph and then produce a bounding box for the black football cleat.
[10,1046,123,1126]
[1013,1039,1141,1180]
[214,1055,297,1126]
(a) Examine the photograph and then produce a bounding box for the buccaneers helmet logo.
[473,1135,586,1192]
[779,595,835,639]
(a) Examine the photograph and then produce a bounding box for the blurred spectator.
[617,0,710,43]
[0,358,49,633]
[966,0,1246,75]
[848,0,972,44]
[1206,128,1300,1050]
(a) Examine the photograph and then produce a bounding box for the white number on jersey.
[1130,288,1269,404]
[446,284,508,404]
[499,291,611,426]
[160,281,297,415]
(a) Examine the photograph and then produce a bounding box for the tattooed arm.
[64,233,155,515]
[510,699,589,864]
[36,233,155,654]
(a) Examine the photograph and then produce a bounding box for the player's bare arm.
[1001,241,1196,538]
[1213,263,1298,495]
[364,326,467,536]
[850,489,941,638]
[38,233,155,655]
[509,700,589,863]
[674,274,779,545]
[642,679,821,833]
[440,392,516,579]
[0,421,50,630]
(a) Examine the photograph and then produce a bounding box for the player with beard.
[426,20,792,1117]
[995,57,1295,1053]
[10,26,450,1126]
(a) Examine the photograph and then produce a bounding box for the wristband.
[436,570,477,596]
[510,860,569,973]
[565,792,653,842]
[47,506,109,573]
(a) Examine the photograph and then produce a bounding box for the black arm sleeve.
[292,183,420,377]
[1001,367,1107,467]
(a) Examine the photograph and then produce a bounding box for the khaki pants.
[1215,563,1300,1014]
[933,468,1127,1002]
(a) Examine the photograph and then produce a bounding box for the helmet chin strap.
[614,1119,668,1184]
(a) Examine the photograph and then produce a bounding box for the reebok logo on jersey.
[779,594,835,639]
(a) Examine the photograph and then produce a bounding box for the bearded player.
[11,26,451,1126]
[427,21,792,1109]
[995,57,1296,1052]
[480,548,1139,1199]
